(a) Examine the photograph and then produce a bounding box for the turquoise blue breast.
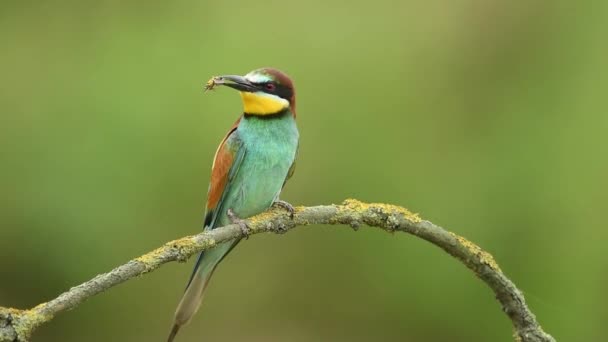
[217,112,299,225]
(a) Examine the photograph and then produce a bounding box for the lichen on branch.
[0,200,555,342]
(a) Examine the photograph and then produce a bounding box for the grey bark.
[0,200,555,342]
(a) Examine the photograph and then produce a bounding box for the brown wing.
[203,117,245,228]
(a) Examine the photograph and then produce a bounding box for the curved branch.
[0,200,554,342]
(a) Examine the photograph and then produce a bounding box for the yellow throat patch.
[240,92,289,115]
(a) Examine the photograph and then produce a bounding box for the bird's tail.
[167,242,234,342]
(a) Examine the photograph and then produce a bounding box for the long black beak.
[207,75,256,92]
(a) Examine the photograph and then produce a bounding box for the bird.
[167,68,299,341]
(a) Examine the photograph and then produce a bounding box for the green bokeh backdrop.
[1,1,606,341]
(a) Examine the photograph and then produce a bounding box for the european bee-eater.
[167,68,299,341]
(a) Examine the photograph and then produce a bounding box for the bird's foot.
[272,200,295,219]
[227,208,251,238]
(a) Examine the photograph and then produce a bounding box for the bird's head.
[206,68,296,117]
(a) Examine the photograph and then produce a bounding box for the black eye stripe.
[257,82,292,100]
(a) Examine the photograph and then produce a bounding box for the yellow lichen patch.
[135,235,214,269]
[175,236,216,255]
[342,198,366,210]
[26,310,51,325]
[166,236,199,249]
[12,303,53,340]
[450,232,502,272]
[2,307,24,315]
[135,246,168,270]
[513,328,523,342]
[342,199,422,223]
[247,210,278,228]
[30,302,49,313]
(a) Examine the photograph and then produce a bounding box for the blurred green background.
[1,1,606,341]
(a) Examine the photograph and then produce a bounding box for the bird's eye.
[265,83,276,91]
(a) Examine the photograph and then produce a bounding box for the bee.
[204,76,221,92]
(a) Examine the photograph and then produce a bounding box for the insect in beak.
[204,76,220,92]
